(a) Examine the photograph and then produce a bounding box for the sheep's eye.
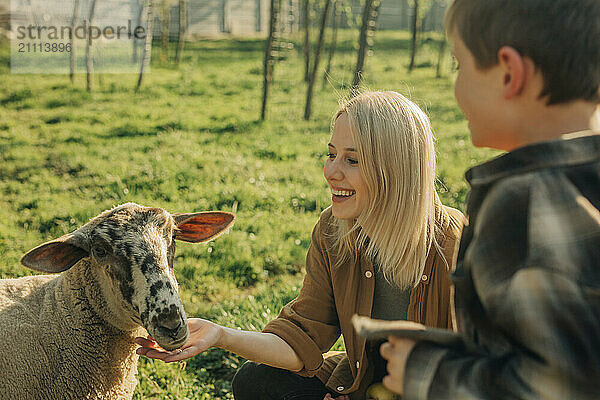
[94,246,108,258]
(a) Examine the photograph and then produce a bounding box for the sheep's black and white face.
[90,205,188,351]
[20,203,235,352]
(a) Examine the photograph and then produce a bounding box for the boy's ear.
[172,212,235,243]
[497,46,528,99]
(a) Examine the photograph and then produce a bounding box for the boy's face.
[452,33,510,149]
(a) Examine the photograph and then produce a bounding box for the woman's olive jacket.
[263,204,465,399]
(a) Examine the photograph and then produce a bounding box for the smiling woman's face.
[324,112,368,220]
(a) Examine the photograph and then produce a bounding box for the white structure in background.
[162,0,446,38]
[0,0,447,40]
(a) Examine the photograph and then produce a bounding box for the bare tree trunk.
[353,0,373,91]
[303,0,310,82]
[351,0,381,94]
[322,0,339,88]
[222,0,231,33]
[97,40,104,88]
[408,0,419,72]
[261,0,280,120]
[175,0,186,65]
[85,0,97,92]
[136,0,154,92]
[70,0,81,83]
[160,0,170,63]
[304,0,332,120]
[436,37,446,78]
[133,0,144,63]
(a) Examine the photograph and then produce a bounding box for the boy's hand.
[323,394,349,400]
[379,336,417,395]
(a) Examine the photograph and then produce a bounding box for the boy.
[380,0,600,399]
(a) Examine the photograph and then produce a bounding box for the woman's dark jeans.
[232,361,334,400]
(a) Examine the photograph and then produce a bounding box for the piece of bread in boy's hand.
[365,382,399,400]
[352,315,464,347]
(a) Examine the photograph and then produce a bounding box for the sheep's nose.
[161,317,182,332]
[156,306,186,336]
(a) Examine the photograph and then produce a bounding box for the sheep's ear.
[173,212,235,243]
[21,232,89,273]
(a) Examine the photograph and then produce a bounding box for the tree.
[69,0,81,83]
[261,0,281,120]
[85,0,97,92]
[434,0,448,78]
[436,36,446,78]
[303,0,311,82]
[160,0,170,63]
[136,0,154,92]
[304,0,333,120]
[175,0,186,65]
[408,0,419,71]
[132,0,144,64]
[351,0,382,94]
[322,0,340,88]
[408,0,433,72]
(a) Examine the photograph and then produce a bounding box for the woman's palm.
[135,318,222,363]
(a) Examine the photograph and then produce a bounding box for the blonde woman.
[136,91,464,400]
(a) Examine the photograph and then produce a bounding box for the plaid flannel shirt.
[403,133,600,400]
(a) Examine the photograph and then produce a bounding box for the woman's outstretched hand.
[135,317,223,363]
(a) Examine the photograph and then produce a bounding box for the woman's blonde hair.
[331,91,441,289]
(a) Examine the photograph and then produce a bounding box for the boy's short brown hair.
[446,0,600,105]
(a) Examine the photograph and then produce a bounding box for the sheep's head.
[20,203,235,351]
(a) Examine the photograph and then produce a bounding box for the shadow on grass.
[104,119,262,138]
[108,122,185,138]
[199,119,262,134]
[1,88,32,106]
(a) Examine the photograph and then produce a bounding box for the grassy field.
[0,30,497,399]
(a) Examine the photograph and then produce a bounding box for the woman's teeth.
[332,189,355,197]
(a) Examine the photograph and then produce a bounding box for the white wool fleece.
[0,260,144,400]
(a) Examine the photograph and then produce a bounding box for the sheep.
[0,203,235,400]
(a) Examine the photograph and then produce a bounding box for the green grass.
[0,30,497,398]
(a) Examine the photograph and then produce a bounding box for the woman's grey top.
[368,261,412,383]
[370,262,411,321]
